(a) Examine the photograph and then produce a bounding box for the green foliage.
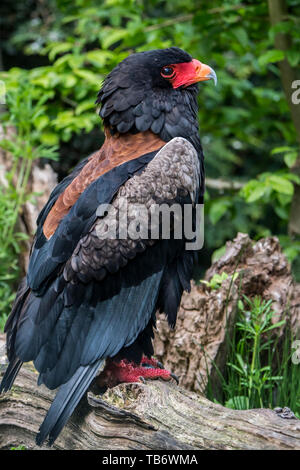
[0,79,58,324]
[206,295,300,417]
[10,445,27,450]
[200,272,239,290]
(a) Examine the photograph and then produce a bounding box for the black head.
[96,47,216,153]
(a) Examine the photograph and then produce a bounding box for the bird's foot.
[96,356,179,391]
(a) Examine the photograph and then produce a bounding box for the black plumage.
[97,48,203,157]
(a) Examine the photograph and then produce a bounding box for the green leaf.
[232,27,248,48]
[86,50,114,66]
[10,445,27,451]
[263,320,286,333]
[286,50,300,67]
[211,245,226,263]
[271,146,299,168]
[258,50,284,67]
[53,110,74,128]
[33,115,49,131]
[101,29,129,49]
[209,198,231,225]
[271,146,294,155]
[274,205,289,220]
[40,132,59,145]
[74,69,101,86]
[284,151,298,168]
[285,173,300,184]
[48,42,74,61]
[241,181,268,203]
[63,75,77,88]
[75,100,95,115]
[267,175,294,195]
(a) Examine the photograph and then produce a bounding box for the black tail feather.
[0,356,23,393]
[36,359,103,446]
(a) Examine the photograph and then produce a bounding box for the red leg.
[96,357,179,390]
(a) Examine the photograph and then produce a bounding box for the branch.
[205,177,244,191]
[144,4,246,32]
[0,334,299,450]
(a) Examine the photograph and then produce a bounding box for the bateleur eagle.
[0,47,217,446]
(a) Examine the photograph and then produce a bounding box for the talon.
[141,356,164,369]
[139,376,146,384]
[171,372,179,385]
[141,363,154,369]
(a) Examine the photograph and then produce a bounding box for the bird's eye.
[161,66,176,78]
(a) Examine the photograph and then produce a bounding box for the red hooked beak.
[171,59,217,89]
[190,59,217,86]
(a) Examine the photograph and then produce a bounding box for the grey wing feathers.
[65,137,200,284]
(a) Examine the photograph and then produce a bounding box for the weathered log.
[0,335,299,450]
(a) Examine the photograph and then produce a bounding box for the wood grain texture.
[1,334,299,450]
[43,130,165,239]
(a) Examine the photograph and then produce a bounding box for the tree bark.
[267,0,300,237]
[0,334,299,450]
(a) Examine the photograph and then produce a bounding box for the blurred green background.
[0,0,300,324]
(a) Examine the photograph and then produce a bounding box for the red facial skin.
[162,59,216,89]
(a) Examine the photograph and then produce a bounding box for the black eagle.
[0,47,216,445]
